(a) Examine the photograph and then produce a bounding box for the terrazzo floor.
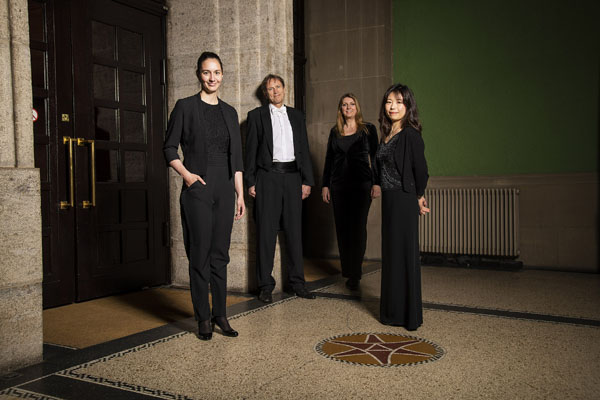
[1,264,599,399]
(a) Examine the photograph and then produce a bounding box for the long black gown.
[322,123,378,281]
[375,127,428,330]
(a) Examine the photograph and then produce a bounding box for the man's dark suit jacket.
[163,94,243,178]
[244,105,315,188]
[375,125,428,196]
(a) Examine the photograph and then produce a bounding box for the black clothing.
[374,125,428,196]
[163,94,243,179]
[245,105,315,292]
[180,165,234,321]
[322,123,378,190]
[331,187,371,280]
[203,102,229,166]
[245,105,314,188]
[254,169,305,291]
[380,189,422,329]
[376,134,403,190]
[163,94,243,322]
[376,125,427,330]
[337,132,360,153]
[321,123,378,280]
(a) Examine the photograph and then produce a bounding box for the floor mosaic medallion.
[315,333,445,367]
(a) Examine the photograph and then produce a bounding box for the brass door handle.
[77,138,96,208]
[59,136,75,209]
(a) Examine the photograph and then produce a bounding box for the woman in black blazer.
[163,52,245,340]
[374,83,429,330]
[322,93,379,290]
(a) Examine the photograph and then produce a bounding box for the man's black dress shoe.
[258,290,273,303]
[211,316,238,337]
[293,286,316,299]
[197,319,212,341]
[345,278,360,290]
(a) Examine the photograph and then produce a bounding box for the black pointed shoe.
[197,319,213,341]
[212,316,239,337]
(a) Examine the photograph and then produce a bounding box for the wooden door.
[30,0,169,307]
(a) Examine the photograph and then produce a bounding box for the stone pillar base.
[0,168,43,374]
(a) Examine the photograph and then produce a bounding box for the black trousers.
[255,169,305,291]
[180,165,234,322]
[380,189,422,330]
[331,186,371,280]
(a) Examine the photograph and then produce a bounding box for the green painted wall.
[393,0,599,176]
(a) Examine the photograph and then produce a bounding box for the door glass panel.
[123,229,148,262]
[121,110,145,143]
[93,64,116,101]
[96,149,119,182]
[124,151,145,182]
[31,49,46,88]
[95,107,118,142]
[120,70,144,105]
[122,190,147,222]
[98,231,121,266]
[97,190,120,224]
[118,29,143,66]
[28,2,45,42]
[92,21,116,61]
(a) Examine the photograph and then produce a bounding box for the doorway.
[29,0,170,308]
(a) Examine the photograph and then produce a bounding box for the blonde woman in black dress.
[374,83,429,330]
[322,93,379,290]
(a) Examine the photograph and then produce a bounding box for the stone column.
[0,0,43,374]
[165,0,295,293]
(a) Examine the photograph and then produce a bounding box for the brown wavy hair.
[335,93,368,136]
[378,83,422,139]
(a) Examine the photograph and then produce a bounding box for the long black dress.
[375,126,428,330]
[322,123,378,281]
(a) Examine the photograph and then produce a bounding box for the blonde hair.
[335,93,368,136]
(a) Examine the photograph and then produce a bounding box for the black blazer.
[322,123,379,189]
[375,125,428,196]
[244,105,315,187]
[163,94,243,178]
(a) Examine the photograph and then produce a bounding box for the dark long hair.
[196,52,223,78]
[378,83,422,139]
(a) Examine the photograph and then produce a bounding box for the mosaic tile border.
[55,331,193,400]
[0,387,61,400]
[31,297,302,400]
[315,332,445,368]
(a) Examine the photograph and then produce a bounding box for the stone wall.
[0,0,43,374]
[165,0,295,292]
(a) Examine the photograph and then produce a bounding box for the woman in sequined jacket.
[374,83,429,330]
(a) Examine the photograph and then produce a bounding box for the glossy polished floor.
[1,261,599,399]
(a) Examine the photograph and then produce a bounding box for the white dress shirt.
[269,103,295,162]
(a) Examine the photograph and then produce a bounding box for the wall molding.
[428,172,598,188]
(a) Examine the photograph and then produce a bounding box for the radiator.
[419,188,520,257]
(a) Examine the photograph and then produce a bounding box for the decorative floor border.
[55,331,192,400]
[0,387,61,400]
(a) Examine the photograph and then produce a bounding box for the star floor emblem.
[315,333,445,367]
